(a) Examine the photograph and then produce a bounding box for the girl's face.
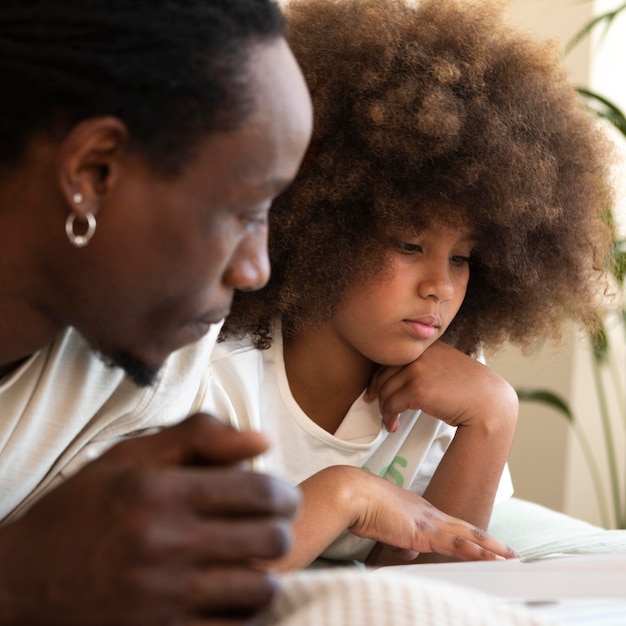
[329,223,475,366]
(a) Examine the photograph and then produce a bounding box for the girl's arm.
[261,463,517,572]
[364,340,518,566]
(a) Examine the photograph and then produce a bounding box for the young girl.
[202,0,616,571]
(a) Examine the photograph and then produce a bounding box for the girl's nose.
[417,262,454,302]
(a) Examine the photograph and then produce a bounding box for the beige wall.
[504,0,593,83]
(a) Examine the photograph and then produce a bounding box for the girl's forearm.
[422,385,518,530]
[259,465,362,572]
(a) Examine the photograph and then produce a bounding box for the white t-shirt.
[200,328,514,561]
[0,325,219,523]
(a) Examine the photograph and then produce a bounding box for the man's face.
[69,39,312,384]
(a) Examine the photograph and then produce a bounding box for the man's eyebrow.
[236,171,294,195]
[253,176,294,197]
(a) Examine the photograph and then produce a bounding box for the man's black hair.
[0,0,284,172]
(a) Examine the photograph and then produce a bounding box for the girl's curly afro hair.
[221,0,617,356]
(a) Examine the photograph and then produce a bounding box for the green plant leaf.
[591,325,609,363]
[613,239,626,288]
[565,4,626,55]
[576,88,626,139]
[516,388,574,422]
[516,386,615,527]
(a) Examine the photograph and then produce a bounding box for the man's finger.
[187,568,279,612]
[105,414,270,467]
[179,468,301,518]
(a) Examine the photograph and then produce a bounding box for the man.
[0,1,312,622]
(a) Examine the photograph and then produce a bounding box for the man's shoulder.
[208,335,267,378]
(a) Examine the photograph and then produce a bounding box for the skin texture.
[0,38,312,625]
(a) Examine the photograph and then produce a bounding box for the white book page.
[389,553,626,625]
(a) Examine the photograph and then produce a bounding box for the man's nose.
[223,234,271,292]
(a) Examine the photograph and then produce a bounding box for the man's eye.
[241,212,268,231]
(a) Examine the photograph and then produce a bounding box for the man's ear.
[57,116,129,219]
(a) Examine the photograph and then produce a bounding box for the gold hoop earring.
[65,212,97,248]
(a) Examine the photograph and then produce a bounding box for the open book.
[392,552,626,625]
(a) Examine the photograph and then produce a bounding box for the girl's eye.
[395,240,422,254]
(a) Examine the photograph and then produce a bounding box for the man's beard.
[101,350,160,388]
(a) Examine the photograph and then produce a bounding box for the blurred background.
[495,0,626,529]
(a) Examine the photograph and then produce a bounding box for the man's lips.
[177,309,230,342]
[193,310,230,333]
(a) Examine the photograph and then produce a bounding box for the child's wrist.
[322,465,368,527]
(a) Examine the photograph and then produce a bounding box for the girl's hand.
[346,467,517,562]
[365,341,518,433]
[348,468,518,561]
[264,465,518,571]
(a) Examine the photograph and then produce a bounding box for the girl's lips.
[403,317,440,340]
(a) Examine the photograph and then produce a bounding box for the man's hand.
[0,414,300,625]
